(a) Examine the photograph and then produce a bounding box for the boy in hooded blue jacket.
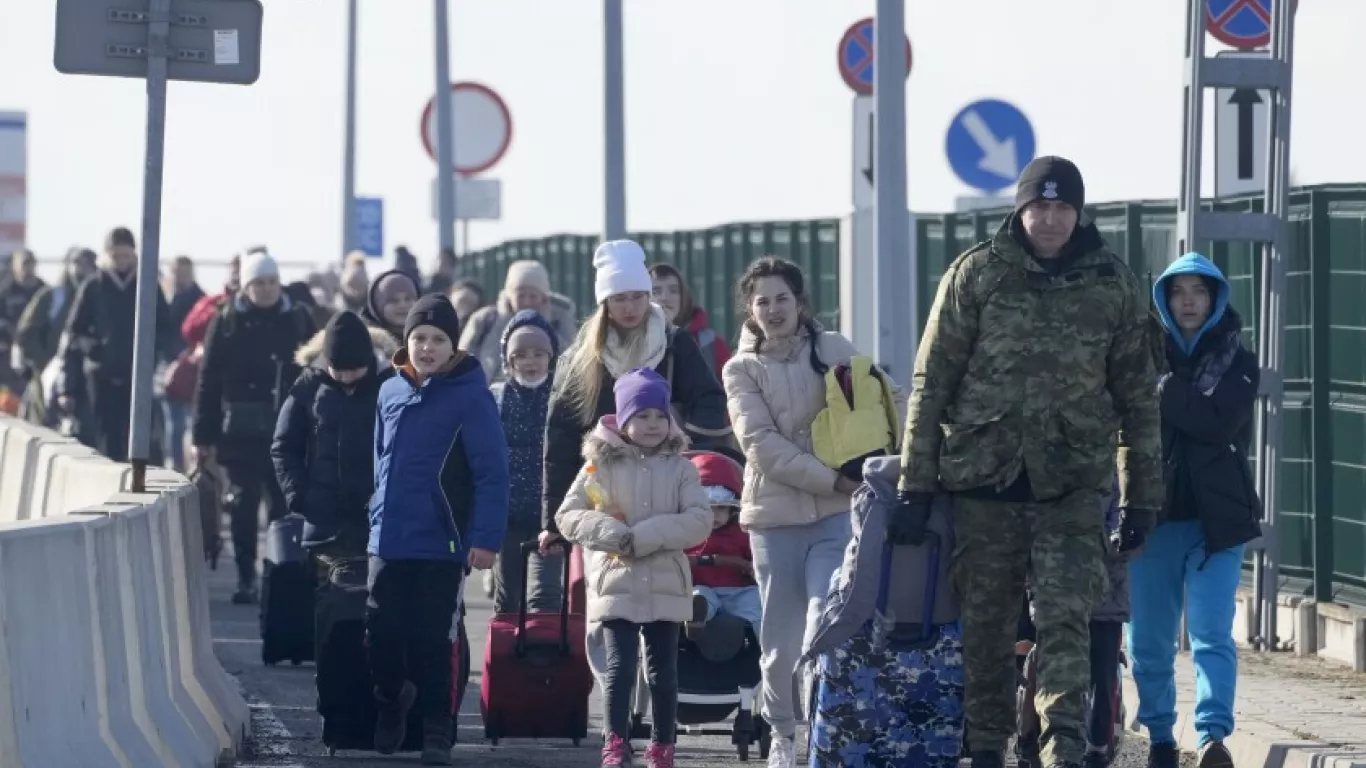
[368,294,510,765]
[1127,253,1261,768]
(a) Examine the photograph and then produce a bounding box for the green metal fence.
[464,183,1366,600]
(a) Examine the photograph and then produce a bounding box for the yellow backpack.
[811,356,901,478]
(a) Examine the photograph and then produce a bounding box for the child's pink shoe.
[602,733,633,767]
[645,741,676,768]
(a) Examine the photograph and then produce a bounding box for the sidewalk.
[1121,649,1366,768]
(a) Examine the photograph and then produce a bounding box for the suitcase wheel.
[326,747,336,757]
[291,658,303,666]
[736,734,751,762]
[572,737,581,747]
[630,713,650,740]
[487,714,500,746]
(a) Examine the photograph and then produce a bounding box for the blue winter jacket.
[369,350,510,561]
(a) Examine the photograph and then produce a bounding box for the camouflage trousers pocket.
[808,623,966,768]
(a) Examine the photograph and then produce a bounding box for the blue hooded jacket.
[491,310,561,529]
[369,349,509,561]
[1152,252,1229,356]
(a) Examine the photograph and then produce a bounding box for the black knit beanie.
[324,310,373,370]
[1014,156,1085,214]
[403,293,461,344]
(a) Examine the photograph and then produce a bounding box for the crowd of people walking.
[0,155,1260,768]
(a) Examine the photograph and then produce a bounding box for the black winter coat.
[192,295,316,463]
[1159,308,1263,555]
[541,323,731,533]
[271,363,391,550]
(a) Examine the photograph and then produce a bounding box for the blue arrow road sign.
[354,197,383,258]
[945,99,1036,193]
[1205,0,1271,49]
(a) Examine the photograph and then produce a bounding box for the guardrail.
[0,414,248,767]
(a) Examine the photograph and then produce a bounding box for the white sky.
[3,0,1363,288]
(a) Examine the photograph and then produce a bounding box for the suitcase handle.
[875,531,941,646]
[515,538,573,658]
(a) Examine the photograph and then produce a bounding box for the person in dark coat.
[487,309,563,613]
[1127,252,1261,768]
[61,228,175,461]
[192,250,317,604]
[537,239,732,546]
[367,294,508,763]
[271,311,391,584]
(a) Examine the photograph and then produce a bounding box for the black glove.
[1114,508,1156,554]
[888,491,934,545]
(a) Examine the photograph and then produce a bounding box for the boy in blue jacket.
[369,294,509,765]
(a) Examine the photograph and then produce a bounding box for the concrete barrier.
[0,415,247,767]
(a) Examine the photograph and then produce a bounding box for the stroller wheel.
[737,736,750,762]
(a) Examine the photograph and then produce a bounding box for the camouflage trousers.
[951,490,1108,765]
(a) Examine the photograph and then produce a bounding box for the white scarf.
[600,303,669,379]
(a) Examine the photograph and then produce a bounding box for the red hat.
[686,451,743,500]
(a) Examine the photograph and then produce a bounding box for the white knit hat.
[592,240,652,304]
[241,250,279,286]
[504,259,551,296]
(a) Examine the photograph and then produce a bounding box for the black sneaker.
[970,750,1006,768]
[691,594,709,624]
[1148,742,1180,768]
[231,580,258,605]
[420,714,454,765]
[1082,751,1112,768]
[1199,741,1234,768]
[373,680,417,755]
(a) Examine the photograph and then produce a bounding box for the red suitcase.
[481,539,593,746]
[568,543,587,615]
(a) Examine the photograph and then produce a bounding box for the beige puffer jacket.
[555,417,712,624]
[723,324,905,530]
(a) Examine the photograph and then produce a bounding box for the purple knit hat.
[614,368,672,429]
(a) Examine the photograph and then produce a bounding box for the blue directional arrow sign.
[354,197,384,257]
[945,99,1036,193]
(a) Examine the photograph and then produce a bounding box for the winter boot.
[645,741,676,768]
[232,576,258,605]
[420,714,454,765]
[373,680,416,755]
[970,750,1006,768]
[601,732,633,767]
[1199,741,1234,768]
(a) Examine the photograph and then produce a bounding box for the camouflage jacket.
[898,218,1163,512]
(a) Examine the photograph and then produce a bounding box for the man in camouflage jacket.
[892,156,1163,768]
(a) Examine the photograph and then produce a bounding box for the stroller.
[623,449,771,761]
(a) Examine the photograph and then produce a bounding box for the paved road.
[210,544,1174,768]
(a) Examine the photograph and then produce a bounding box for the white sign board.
[421,83,512,175]
[430,177,502,221]
[0,111,26,256]
[1214,50,1270,198]
[852,96,873,210]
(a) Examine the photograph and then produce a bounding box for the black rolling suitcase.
[260,513,315,665]
[315,561,469,755]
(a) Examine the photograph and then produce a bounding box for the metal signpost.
[433,0,457,253]
[945,99,1035,195]
[354,197,384,258]
[421,82,511,251]
[603,0,626,242]
[1178,0,1297,645]
[53,0,263,492]
[0,113,26,259]
[340,0,358,256]
[1214,50,1271,197]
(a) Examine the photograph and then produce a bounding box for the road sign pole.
[126,0,172,491]
[434,0,457,252]
[872,0,912,386]
[603,0,626,242]
[340,0,358,258]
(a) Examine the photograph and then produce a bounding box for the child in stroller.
[625,449,772,761]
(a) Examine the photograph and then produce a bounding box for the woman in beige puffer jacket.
[721,257,905,766]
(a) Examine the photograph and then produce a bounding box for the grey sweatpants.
[749,512,852,739]
[491,524,564,614]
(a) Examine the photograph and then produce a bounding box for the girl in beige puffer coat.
[556,367,711,768]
